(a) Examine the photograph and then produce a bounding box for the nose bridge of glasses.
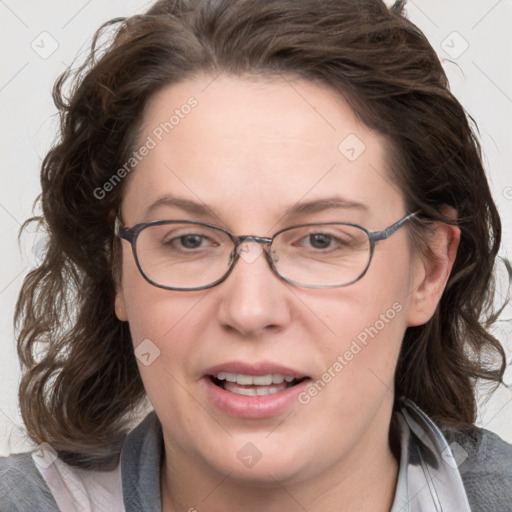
[236,235,273,244]
[233,235,274,265]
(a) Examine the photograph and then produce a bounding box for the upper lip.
[204,361,308,379]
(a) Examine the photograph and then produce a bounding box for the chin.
[201,436,313,486]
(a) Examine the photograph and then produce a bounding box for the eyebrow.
[284,196,368,216]
[144,194,368,220]
[145,195,214,218]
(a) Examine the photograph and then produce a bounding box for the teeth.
[253,375,272,385]
[224,381,288,396]
[217,372,237,382]
[216,373,297,385]
[237,374,254,385]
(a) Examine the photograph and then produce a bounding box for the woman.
[1,0,511,510]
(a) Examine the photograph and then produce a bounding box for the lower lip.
[204,377,311,418]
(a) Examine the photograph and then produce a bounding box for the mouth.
[209,373,308,396]
[203,362,311,417]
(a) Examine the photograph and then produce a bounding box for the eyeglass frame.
[114,212,417,291]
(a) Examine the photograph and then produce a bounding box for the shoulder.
[442,425,512,510]
[0,414,156,512]
[1,449,124,511]
[0,452,59,511]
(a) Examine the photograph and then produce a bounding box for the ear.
[115,290,128,321]
[406,211,460,327]
[112,235,129,321]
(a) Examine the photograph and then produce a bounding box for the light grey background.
[1,0,511,456]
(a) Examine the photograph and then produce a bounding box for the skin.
[115,75,460,512]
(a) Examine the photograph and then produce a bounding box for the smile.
[204,363,311,418]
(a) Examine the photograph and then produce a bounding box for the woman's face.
[116,75,437,485]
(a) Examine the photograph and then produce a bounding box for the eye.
[139,223,227,259]
[162,232,218,251]
[176,234,207,249]
[307,233,335,249]
[295,230,352,251]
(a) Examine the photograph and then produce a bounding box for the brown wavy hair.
[15,0,507,469]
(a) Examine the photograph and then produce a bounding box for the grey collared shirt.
[1,400,511,511]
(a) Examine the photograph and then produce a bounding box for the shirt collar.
[121,399,471,512]
[391,398,472,512]
[121,411,163,511]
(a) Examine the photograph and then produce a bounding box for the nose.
[216,240,292,337]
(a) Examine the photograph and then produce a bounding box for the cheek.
[312,244,413,393]
[123,283,209,359]
[121,286,209,420]
[291,296,406,449]
[117,249,204,366]
[317,294,406,384]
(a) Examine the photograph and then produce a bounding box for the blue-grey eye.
[179,234,204,248]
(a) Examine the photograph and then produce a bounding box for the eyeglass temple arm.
[114,217,134,243]
[371,212,417,242]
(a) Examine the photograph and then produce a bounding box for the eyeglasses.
[115,213,416,291]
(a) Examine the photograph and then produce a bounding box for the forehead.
[121,74,404,227]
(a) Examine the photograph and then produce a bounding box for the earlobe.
[115,292,128,321]
[406,220,460,327]
[113,244,128,321]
